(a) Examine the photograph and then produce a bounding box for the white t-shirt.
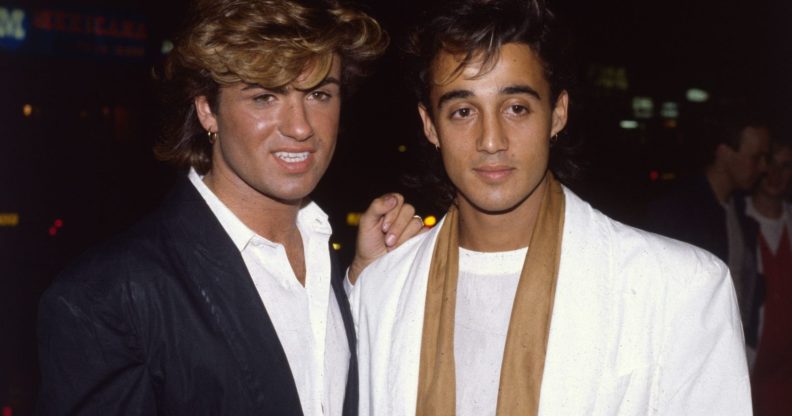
[454,246,528,416]
[745,197,790,256]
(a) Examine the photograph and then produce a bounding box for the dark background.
[2,0,791,413]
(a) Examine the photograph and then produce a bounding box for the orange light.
[0,213,19,227]
[346,212,362,226]
[22,104,32,117]
[423,215,437,227]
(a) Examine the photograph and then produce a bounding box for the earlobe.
[194,96,218,132]
[418,104,440,148]
[550,90,569,137]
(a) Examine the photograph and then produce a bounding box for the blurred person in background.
[351,0,751,414]
[646,107,770,348]
[745,136,792,416]
[36,0,422,415]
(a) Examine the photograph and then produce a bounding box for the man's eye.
[310,91,332,101]
[509,104,529,115]
[253,94,275,103]
[451,108,472,119]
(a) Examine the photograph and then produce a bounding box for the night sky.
[1,0,790,413]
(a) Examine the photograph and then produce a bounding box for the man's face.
[418,43,568,214]
[725,126,770,191]
[196,57,341,205]
[758,145,792,199]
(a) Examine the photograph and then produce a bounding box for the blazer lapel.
[160,179,303,414]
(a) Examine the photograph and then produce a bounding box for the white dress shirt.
[189,169,349,416]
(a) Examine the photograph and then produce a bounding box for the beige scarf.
[416,175,565,415]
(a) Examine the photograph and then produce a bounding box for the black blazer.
[37,178,358,415]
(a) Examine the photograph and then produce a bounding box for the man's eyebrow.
[297,77,342,92]
[241,83,287,94]
[437,90,473,110]
[501,85,542,100]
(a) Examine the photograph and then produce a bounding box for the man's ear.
[417,104,440,148]
[550,90,569,137]
[194,95,218,132]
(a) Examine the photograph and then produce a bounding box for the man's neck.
[203,171,302,244]
[752,191,784,219]
[456,175,548,252]
[705,165,735,204]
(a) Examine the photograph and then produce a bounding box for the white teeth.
[274,151,309,162]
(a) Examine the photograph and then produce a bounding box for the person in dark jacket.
[646,108,770,350]
[36,1,423,415]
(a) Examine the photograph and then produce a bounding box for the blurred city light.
[649,170,660,181]
[346,212,362,226]
[0,213,19,226]
[619,120,639,129]
[397,145,407,153]
[22,104,32,117]
[632,97,654,119]
[0,7,26,41]
[2,404,13,416]
[161,40,174,55]
[660,101,679,119]
[424,215,437,227]
[686,88,709,103]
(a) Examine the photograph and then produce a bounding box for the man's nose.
[477,112,508,154]
[279,99,314,141]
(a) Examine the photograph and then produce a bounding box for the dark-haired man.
[351,0,751,414]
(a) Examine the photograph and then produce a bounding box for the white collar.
[188,168,332,252]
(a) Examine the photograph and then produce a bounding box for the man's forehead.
[428,43,547,95]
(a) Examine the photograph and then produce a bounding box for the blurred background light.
[423,215,437,227]
[619,120,639,129]
[660,101,679,119]
[161,40,174,55]
[632,96,654,119]
[346,212,362,226]
[686,88,709,103]
[0,213,19,227]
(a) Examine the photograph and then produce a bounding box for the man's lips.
[473,165,514,181]
[272,150,314,172]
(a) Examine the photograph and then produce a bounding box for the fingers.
[388,214,425,251]
[359,193,404,232]
[383,202,423,250]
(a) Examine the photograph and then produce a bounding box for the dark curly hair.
[404,0,578,209]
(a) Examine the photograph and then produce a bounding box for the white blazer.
[351,186,752,415]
